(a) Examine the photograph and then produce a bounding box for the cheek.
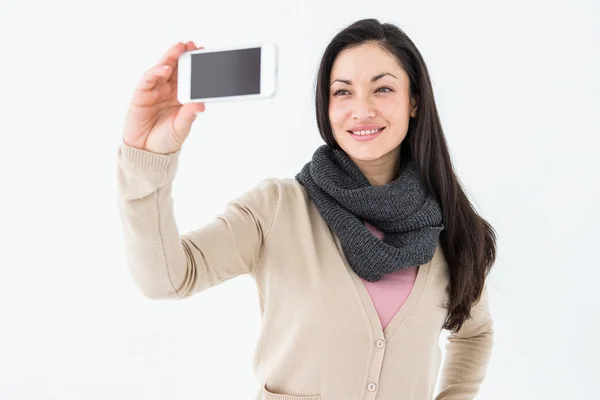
[382,98,409,119]
[383,105,412,135]
[328,102,349,133]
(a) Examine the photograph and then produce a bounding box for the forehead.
[330,43,404,80]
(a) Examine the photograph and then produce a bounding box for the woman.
[117,18,497,400]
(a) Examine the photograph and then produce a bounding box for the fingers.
[156,41,193,83]
[134,41,203,96]
[135,64,173,92]
[157,41,199,69]
[168,43,204,83]
[157,42,188,69]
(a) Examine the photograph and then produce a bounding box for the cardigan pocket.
[261,384,321,400]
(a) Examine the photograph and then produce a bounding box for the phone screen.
[190,47,261,99]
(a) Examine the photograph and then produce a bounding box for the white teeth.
[351,128,382,135]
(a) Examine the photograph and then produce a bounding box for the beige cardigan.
[116,141,493,400]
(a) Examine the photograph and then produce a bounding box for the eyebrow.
[330,72,398,86]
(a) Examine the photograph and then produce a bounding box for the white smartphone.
[177,43,277,104]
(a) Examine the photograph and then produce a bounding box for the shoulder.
[230,177,311,215]
[229,178,317,248]
[266,177,309,199]
[242,177,308,202]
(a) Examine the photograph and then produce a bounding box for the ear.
[410,95,419,118]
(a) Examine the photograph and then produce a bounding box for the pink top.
[359,222,418,330]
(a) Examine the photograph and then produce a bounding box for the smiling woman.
[117,17,497,400]
[311,18,497,332]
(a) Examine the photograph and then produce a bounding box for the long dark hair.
[315,18,497,333]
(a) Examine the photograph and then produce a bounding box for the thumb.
[173,102,205,137]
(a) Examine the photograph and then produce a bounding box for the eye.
[332,87,393,96]
[333,89,349,96]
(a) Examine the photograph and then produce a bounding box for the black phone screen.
[190,47,261,99]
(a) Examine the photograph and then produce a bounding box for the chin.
[338,139,402,163]
[343,146,387,162]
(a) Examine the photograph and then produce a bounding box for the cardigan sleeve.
[435,285,494,400]
[116,140,279,300]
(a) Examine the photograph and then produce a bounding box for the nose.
[352,96,376,120]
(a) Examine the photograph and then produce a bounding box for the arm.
[435,286,494,400]
[116,141,279,299]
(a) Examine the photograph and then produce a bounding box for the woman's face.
[328,42,418,163]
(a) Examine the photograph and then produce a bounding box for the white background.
[1,0,599,399]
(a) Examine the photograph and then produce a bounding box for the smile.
[348,127,385,140]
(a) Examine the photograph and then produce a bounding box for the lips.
[348,127,385,136]
[347,127,385,141]
[349,124,385,131]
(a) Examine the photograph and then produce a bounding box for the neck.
[352,148,400,186]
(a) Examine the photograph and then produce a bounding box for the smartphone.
[177,43,277,104]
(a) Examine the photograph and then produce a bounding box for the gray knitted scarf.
[296,145,444,282]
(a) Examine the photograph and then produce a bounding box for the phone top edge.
[182,42,277,56]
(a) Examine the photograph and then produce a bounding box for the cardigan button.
[367,383,377,392]
[376,339,385,348]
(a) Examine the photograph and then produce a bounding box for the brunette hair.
[314,18,497,332]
